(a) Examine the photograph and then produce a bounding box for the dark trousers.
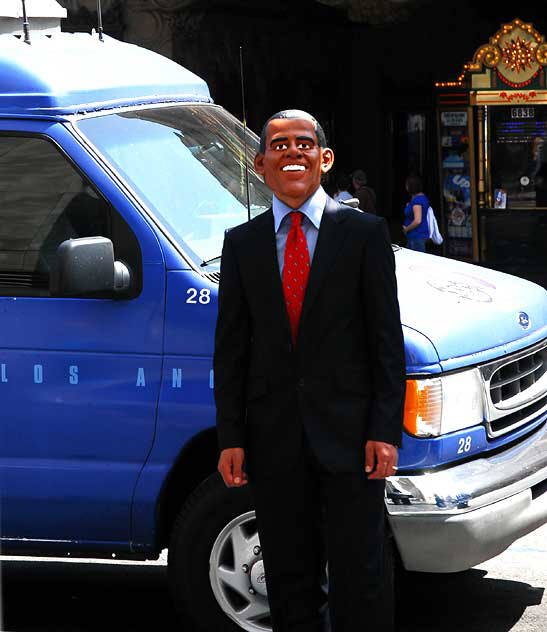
[250,440,390,632]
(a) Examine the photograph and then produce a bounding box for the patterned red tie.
[282,212,310,344]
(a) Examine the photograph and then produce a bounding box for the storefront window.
[439,110,472,258]
[489,105,547,209]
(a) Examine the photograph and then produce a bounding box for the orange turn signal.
[403,378,443,437]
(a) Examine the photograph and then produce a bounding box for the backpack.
[427,206,443,245]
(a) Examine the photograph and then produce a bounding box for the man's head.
[336,174,351,191]
[352,169,367,189]
[254,109,334,209]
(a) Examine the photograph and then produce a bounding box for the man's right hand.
[218,448,248,487]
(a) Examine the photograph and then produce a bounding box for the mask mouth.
[281,164,306,172]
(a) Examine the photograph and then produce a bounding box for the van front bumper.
[386,422,547,572]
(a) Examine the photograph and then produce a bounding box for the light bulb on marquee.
[501,36,535,73]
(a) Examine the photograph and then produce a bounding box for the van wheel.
[168,473,271,632]
[168,473,397,632]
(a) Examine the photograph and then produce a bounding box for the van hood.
[395,248,547,365]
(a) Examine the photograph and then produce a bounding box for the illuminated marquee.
[436,18,547,90]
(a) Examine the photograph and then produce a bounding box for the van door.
[0,125,164,551]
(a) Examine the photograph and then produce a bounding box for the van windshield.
[76,104,271,269]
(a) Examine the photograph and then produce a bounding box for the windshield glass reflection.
[77,104,270,268]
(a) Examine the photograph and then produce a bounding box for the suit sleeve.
[361,219,406,446]
[213,232,251,451]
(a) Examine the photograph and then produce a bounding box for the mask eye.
[297,142,312,149]
[272,142,288,151]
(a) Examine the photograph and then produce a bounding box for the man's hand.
[218,448,248,487]
[365,440,398,479]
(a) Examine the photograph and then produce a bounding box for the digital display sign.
[490,105,547,208]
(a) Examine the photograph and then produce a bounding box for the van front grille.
[481,338,547,438]
[489,394,547,434]
[203,271,220,284]
[490,346,547,404]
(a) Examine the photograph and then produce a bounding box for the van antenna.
[239,46,251,221]
[96,0,104,41]
[20,0,31,45]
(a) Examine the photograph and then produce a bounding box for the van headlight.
[403,369,484,437]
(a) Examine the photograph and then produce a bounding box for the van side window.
[0,135,141,297]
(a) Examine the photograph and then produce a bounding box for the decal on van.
[173,368,183,388]
[518,312,531,329]
[408,266,497,303]
[0,364,194,389]
[427,278,493,302]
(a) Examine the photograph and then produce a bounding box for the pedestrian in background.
[352,169,376,214]
[333,174,353,203]
[402,175,429,252]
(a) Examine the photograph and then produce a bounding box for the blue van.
[1,31,547,632]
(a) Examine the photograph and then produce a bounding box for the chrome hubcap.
[209,511,271,631]
[210,510,328,631]
[250,560,268,597]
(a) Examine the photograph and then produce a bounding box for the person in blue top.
[402,175,429,252]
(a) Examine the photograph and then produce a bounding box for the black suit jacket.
[214,196,406,474]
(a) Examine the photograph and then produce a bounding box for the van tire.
[168,473,259,632]
[168,473,398,632]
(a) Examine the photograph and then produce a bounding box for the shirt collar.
[272,186,326,232]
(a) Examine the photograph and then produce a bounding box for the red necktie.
[282,212,310,344]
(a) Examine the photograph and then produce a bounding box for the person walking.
[214,109,406,632]
[333,174,353,203]
[402,175,429,252]
[351,168,376,213]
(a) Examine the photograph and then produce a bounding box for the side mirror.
[50,236,132,297]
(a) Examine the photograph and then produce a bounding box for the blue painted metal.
[0,33,211,117]
[400,426,488,471]
[0,350,162,543]
[402,326,441,374]
[396,248,547,366]
[439,323,547,371]
[163,271,218,357]
[131,270,218,547]
[399,410,547,472]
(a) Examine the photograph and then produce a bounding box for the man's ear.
[320,147,334,174]
[254,153,265,176]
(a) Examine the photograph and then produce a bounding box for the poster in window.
[439,111,473,258]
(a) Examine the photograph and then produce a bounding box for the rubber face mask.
[254,117,334,208]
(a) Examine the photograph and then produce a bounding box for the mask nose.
[286,140,302,158]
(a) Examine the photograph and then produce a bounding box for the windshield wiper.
[200,255,222,267]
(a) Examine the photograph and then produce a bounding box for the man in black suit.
[214,109,405,632]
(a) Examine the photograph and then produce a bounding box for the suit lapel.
[249,209,292,339]
[299,197,349,330]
